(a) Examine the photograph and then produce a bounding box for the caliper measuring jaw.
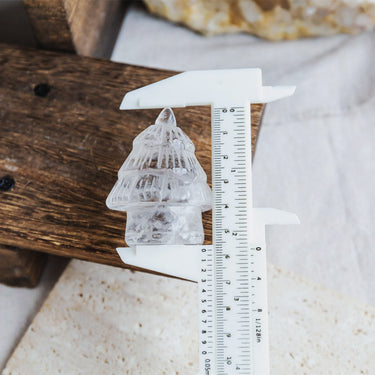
[117,208,299,282]
[116,69,299,375]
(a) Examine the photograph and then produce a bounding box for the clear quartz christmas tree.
[106,108,212,246]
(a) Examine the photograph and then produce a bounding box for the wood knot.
[34,83,50,97]
[0,175,15,191]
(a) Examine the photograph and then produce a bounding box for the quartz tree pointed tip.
[155,107,176,127]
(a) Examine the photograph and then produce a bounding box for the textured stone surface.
[3,260,375,374]
[143,0,375,40]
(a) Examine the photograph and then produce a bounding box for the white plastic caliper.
[116,69,299,375]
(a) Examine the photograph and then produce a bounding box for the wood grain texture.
[9,0,126,286]
[22,0,126,57]
[0,245,47,287]
[23,0,75,52]
[0,43,264,272]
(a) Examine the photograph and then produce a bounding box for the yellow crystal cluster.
[144,0,375,40]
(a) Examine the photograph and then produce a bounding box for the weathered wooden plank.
[22,0,126,57]
[22,0,75,52]
[0,140,48,287]
[5,0,126,286]
[0,43,264,272]
[0,245,47,287]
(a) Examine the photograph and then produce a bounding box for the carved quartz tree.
[106,108,211,246]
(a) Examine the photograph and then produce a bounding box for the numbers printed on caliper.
[215,106,253,374]
[198,106,269,375]
[199,246,214,375]
[199,106,267,375]
[199,243,268,375]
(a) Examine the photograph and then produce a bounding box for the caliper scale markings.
[199,105,258,375]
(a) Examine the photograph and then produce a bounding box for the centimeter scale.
[116,69,299,375]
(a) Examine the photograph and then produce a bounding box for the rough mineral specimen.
[106,108,211,246]
[143,0,375,40]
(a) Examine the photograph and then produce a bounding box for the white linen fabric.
[112,5,375,305]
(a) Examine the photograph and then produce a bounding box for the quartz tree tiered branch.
[106,108,212,246]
